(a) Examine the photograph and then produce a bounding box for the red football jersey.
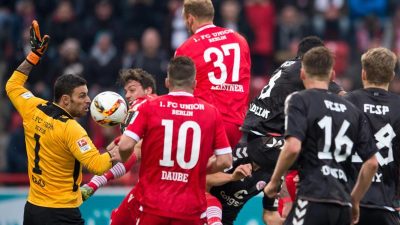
[124,91,231,220]
[175,24,251,126]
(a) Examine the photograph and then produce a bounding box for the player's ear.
[144,87,152,95]
[165,77,170,89]
[330,69,336,81]
[361,69,367,82]
[61,94,71,106]
[192,79,197,89]
[300,68,306,80]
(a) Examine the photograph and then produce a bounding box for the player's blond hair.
[361,47,397,85]
[302,46,334,81]
[183,0,214,21]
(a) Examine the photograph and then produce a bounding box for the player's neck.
[169,87,194,94]
[363,82,389,91]
[193,21,213,33]
[304,79,328,90]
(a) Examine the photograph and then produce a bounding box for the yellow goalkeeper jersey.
[5,70,112,208]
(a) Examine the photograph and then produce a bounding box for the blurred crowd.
[1,0,400,182]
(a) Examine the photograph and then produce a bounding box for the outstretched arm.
[81,139,142,201]
[206,163,252,190]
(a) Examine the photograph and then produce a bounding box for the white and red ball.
[90,91,128,127]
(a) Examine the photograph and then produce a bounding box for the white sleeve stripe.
[206,206,222,218]
[214,147,232,155]
[91,175,107,187]
[110,163,126,178]
[123,130,140,142]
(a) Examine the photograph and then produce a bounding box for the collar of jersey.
[168,91,194,97]
[53,102,74,118]
[195,24,215,34]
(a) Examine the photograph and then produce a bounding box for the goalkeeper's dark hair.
[297,36,324,58]
[168,56,196,88]
[54,74,87,103]
[118,68,156,93]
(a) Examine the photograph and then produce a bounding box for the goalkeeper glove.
[26,20,50,65]
[80,184,95,201]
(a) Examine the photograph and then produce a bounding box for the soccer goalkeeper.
[5,20,119,225]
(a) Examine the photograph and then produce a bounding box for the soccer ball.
[90,91,128,127]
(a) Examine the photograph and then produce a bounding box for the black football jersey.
[285,89,377,206]
[345,88,400,211]
[209,158,273,225]
[242,58,342,135]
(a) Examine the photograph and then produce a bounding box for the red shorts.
[136,211,207,225]
[223,121,242,148]
[278,170,298,215]
[110,188,140,225]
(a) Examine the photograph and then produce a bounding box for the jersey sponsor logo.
[256,181,266,191]
[324,100,347,112]
[77,138,91,153]
[219,191,242,207]
[21,91,33,99]
[233,190,248,199]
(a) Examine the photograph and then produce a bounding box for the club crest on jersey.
[77,138,91,153]
[256,181,267,191]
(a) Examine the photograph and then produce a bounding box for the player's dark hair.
[54,74,87,103]
[118,68,157,94]
[297,36,324,58]
[168,56,196,87]
[183,0,214,21]
[302,46,334,80]
[361,47,396,85]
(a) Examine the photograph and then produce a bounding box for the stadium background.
[0,0,399,224]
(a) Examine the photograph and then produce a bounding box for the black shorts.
[284,199,351,225]
[358,207,400,225]
[23,201,84,225]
